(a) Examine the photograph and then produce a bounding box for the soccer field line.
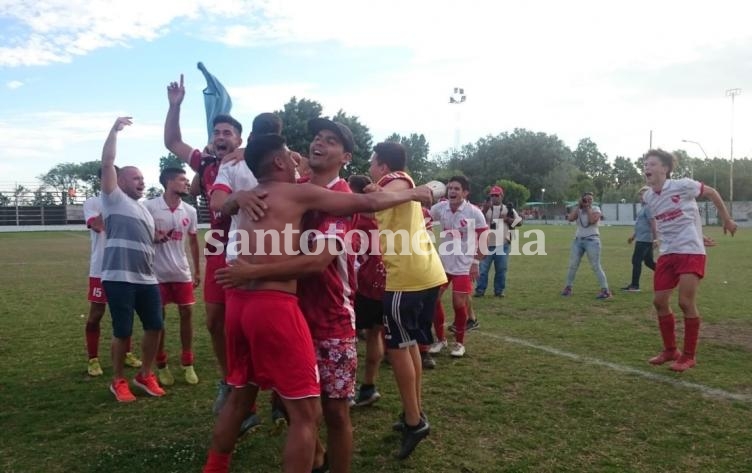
[477,331,752,403]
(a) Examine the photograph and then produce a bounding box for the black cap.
[308,118,355,153]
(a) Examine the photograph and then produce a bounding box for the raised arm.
[101,117,132,194]
[164,74,195,163]
[700,185,737,235]
[300,183,431,216]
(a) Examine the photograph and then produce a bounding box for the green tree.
[611,156,642,189]
[445,129,571,202]
[159,153,185,172]
[32,186,57,206]
[38,162,80,204]
[384,133,433,184]
[493,179,530,208]
[332,110,373,176]
[572,138,613,200]
[76,160,105,196]
[274,97,324,154]
[146,187,163,199]
[0,193,10,206]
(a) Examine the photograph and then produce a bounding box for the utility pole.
[725,88,741,216]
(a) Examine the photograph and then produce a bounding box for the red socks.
[657,314,676,352]
[156,352,168,368]
[85,322,100,359]
[125,337,133,353]
[683,317,701,358]
[434,301,446,341]
[453,304,468,344]
[203,450,231,473]
[181,350,194,366]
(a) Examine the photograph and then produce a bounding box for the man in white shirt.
[83,170,142,377]
[209,114,281,262]
[474,185,522,298]
[428,176,488,358]
[143,167,200,386]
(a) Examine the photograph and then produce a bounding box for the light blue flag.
[197,61,233,143]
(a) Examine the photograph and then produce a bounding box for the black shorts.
[355,294,384,330]
[102,281,163,338]
[383,286,440,349]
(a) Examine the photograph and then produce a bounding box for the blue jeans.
[565,237,609,289]
[475,243,510,295]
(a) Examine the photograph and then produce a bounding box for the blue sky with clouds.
[1,0,751,189]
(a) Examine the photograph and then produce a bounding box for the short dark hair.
[252,113,282,136]
[373,141,407,171]
[448,175,470,192]
[213,114,243,136]
[245,134,287,178]
[644,148,677,178]
[347,175,372,194]
[159,167,186,188]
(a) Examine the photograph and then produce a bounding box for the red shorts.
[225,289,320,399]
[441,273,473,294]
[654,254,706,291]
[204,254,227,304]
[159,282,195,306]
[88,277,107,304]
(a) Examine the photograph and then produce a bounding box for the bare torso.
[236,182,307,293]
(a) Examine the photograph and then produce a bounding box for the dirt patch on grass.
[702,321,752,352]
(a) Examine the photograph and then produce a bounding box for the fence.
[0,191,213,227]
[522,201,752,227]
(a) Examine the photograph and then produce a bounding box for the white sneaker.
[428,339,448,354]
[450,342,466,358]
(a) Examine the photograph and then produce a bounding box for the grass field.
[2,225,751,473]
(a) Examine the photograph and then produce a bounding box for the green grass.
[1,226,751,472]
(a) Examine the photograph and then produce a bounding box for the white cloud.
[6,80,23,89]
[0,111,173,187]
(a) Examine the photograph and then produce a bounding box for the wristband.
[472,260,480,266]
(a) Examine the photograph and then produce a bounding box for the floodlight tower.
[726,88,741,215]
[449,87,466,150]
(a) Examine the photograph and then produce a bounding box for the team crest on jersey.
[459,218,467,227]
[182,217,190,227]
[671,195,681,204]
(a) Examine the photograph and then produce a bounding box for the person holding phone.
[561,192,612,299]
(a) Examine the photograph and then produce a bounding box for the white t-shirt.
[643,178,705,256]
[143,196,199,283]
[83,196,105,278]
[211,161,259,261]
[430,200,488,275]
[574,205,602,239]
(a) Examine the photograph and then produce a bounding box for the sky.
[1,0,751,189]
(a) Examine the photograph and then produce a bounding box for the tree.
[38,162,80,204]
[384,133,433,184]
[332,110,373,176]
[76,160,105,196]
[146,187,163,199]
[274,97,324,154]
[611,156,642,189]
[443,129,572,202]
[572,138,613,200]
[32,186,57,206]
[493,179,530,208]
[0,193,10,206]
[159,153,184,172]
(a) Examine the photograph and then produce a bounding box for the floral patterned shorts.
[313,337,357,399]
